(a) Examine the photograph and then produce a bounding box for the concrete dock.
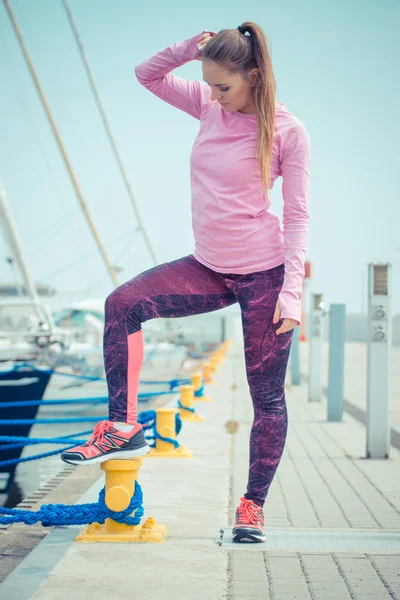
[0,340,399,599]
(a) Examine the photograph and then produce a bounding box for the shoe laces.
[236,497,263,525]
[86,420,112,446]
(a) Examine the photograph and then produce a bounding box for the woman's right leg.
[61,255,236,465]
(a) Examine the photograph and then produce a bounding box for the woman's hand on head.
[195,31,214,60]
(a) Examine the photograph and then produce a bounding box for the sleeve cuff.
[278,292,302,326]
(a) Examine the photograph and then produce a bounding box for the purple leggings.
[104,255,293,506]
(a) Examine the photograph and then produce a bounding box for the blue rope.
[10,363,189,389]
[0,397,108,408]
[0,417,106,425]
[140,378,190,388]
[0,429,92,450]
[0,482,144,527]
[0,445,80,467]
[0,432,90,450]
[0,390,176,409]
[0,411,184,464]
[0,431,93,467]
[168,378,191,390]
[194,382,205,398]
[175,413,182,435]
[138,410,181,448]
[177,400,195,414]
[136,391,177,399]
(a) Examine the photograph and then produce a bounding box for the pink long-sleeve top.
[135,31,311,324]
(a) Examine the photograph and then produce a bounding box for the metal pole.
[0,184,40,304]
[3,0,119,288]
[290,325,300,385]
[308,293,324,402]
[327,304,346,422]
[366,263,392,459]
[0,184,47,328]
[62,0,158,266]
[220,315,226,342]
[5,256,24,296]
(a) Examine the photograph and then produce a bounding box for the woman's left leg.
[228,263,293,542]
[231,264,293,507]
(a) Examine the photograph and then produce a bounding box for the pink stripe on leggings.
[126,330,144,423]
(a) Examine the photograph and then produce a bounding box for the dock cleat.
[61,420,150,465]
[232,497,265,543]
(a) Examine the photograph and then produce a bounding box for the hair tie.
[237,25,247,35]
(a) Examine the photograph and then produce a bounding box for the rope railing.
[8,363,192,390]
[0,388,178,409]
[138,409,182,449]
[0,369,214,466]
[194,382,205,398]
[0,430,92,449]
[0,482,144,527]
[0,342,228,531]
[177,400,195,414]
[0,417,106,425]
[0,408,183,466]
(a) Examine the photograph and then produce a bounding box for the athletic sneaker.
[232,497,266,543]
[61,420,150,465]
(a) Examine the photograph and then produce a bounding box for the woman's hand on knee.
[273,300,297,335]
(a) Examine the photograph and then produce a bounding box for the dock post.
[145,408,192,458]
[191,372,211,402]
[327,304,346,422]
[210,353,221,370]
[203,363,215,384]
[179,385,204,422]
[76,459,167,543]
[308,293,325,402]
[366,263,392,459]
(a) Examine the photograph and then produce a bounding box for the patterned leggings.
[104,254,293,506]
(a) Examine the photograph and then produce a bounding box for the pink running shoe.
[232,497,266,543]
[61,420,150,465]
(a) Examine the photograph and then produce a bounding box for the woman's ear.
[249,68,260,87]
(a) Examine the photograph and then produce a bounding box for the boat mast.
[0,183,41,305]
[62,0,157,266]
[3,0,119,288]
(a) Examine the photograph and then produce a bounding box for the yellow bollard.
[220,340,231,354]
[179,385,204,421]
[210,352,223,369]
[76,458,167,543]
[221,342,230,355]
[191,372,211,403]
[216,350,224,362]
[145,408,192,458]
[203,363,215,384]
[210,353,220,365]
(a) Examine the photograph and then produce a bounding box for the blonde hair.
[202,22,276,191]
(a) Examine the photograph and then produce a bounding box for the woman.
[62,22,311,544]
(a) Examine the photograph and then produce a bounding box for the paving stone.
[353,589,397,600]
[233,595,271,600]
[265,553,300,558]
[233,583,269,594]
[272,589,311,599]
[233,571,269,582]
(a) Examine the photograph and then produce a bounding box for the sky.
[0,0,399,315]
